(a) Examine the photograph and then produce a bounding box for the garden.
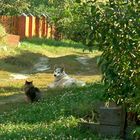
[0,0,140,139]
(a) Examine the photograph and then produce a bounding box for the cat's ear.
[25,80,28,84]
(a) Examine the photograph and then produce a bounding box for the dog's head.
[53,67,65,78]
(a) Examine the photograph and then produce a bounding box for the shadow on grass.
[0,50,101,76]
[0,101,26,114]
[0,50,46,73]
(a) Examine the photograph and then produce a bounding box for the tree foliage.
[28,0,49,16]
[47,0,103,50]
[0,0,49,16]
[0,0,30,15]
[98,1,140,110]
[48,0,140,113]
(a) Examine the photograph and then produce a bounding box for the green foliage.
[0,0,50,16]
[47,0,104,50]
[0,0,30,15]
[48,0,140,114]
[98,2,140,108]
[135,126,140,140]
[27,0,49,16]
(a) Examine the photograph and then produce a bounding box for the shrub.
[48,0,140,115]
[98,1,140,109]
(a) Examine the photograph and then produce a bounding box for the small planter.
[79,105,126,138]
[99,106,126,137]
[79,122,100,134]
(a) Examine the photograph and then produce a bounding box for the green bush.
[48,0,140,116]
[98,1,140,109]
[0,0,29,15]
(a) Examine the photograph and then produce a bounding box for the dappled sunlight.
[0,39,102,116]
[0,82,105,139]
[0,71,10,79]
[0,117,82,139]
[1,0,140,139]
[10,73,29,80]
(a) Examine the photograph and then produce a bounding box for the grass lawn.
[0,38,121,139]
[0,38,102,112]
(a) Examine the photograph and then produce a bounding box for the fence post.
[29,14,33,38]
[0,15,56,39]
[13,16,18,35]
[32,16,36,37]
[41,14,46,37]
[45,20,48,38]
[35,17,40,37]
[18,13,29,39]
[39,17,43,38]
[25,15,29,37]
[28,14,36,38]
[47,23,52,39]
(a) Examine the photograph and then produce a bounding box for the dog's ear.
[60,67,65,72]
[54,64,58,70]
[60,64,65,71]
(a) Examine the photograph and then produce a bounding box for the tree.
[47,0,104,50]
[28,0,49,16]
[48,0,140,116]
[0,0,30,15]
[98,1,140,107]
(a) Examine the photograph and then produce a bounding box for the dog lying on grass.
[24,80,42,103]
[48,66,85,89]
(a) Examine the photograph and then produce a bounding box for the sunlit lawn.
[0,38,120,140]
[0,38,102,112]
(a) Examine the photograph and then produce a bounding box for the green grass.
[21,38,101,56]
[0,83,107,139]
[0,38,121,139]
[0,38,102,101]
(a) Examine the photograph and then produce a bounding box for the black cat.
[24,80,42,103]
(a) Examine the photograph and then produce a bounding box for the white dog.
[48,67,85,89]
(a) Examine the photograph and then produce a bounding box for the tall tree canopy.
[0,0,30,15]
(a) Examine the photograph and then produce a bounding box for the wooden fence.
[0,14,55,39]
